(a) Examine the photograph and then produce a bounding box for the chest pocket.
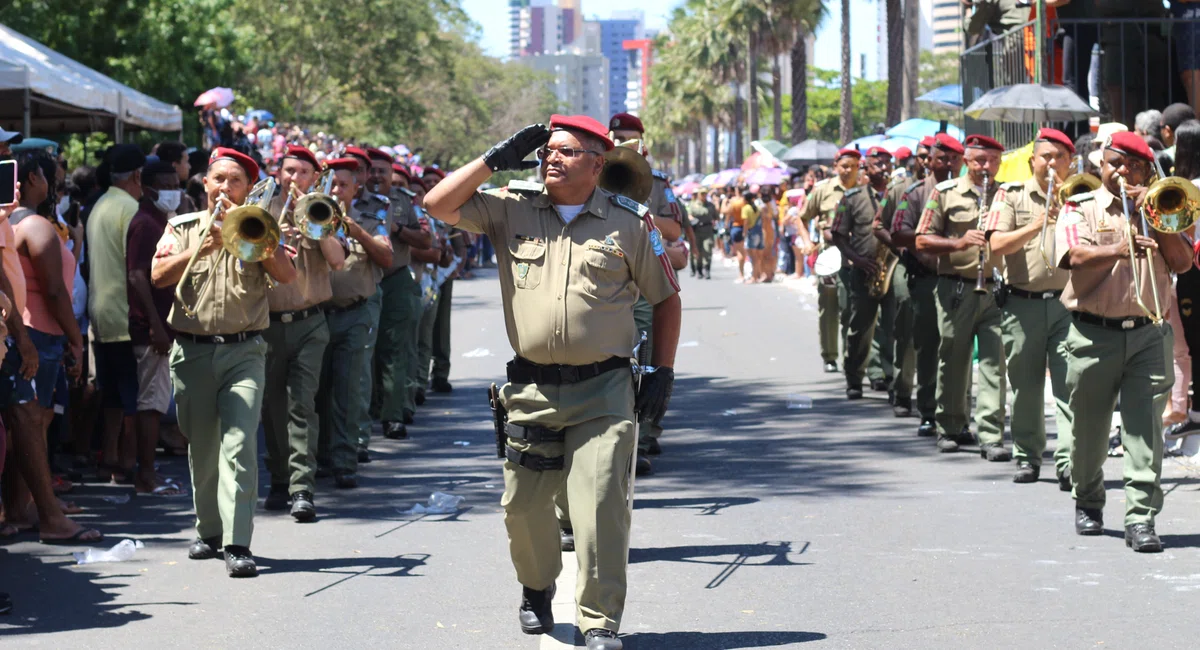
[579,248,625,300]
[1014,208,1033,227]
[510,240,547,290]
[1095,227,1121,247]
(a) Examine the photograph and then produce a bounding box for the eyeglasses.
[536,146,603,160]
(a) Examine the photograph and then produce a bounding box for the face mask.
[56,195,70,217]
[154,189,182,214]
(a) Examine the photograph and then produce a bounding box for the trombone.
[174,178,282,318]
[1041,159,1102,270]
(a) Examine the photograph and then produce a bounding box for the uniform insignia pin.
[517,263,529,279]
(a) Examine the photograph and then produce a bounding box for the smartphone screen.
[0,161,15,205]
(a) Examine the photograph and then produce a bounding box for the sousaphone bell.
[599,140,654,204]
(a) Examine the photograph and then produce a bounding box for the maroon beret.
[550,114,615,151]
[391,163,412,181]
[366,147,392,163]
[324,157,360,172]
[1035,128,1075,155]
[281,144,319,171]
[918,136,936,148]
[965,134,1005,152]
[866,146,892,159]
[893,146,913,160]
[423,167,447,180]
[343,146,370,166]
[836,147,862,160]
[209,147,259,180]
[1105,131,1155,163]
[609,112,645,134]
[934,133,965,154]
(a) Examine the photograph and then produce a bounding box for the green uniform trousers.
[817,275,846,365]
[320,301,372,474]
[1002,295,1073,472]
[262,313,329,494]
[868,276,896,385]
[376,270,422,422]
[886,264,914,402]
[171,336,266,548]
[934,278,1007,443]
[414,287,439,392]
[839,267,881,388]
[908,272,940,419]
[502,367,636,634]
[358,289,382,449]
[1067,319,1172,526]
[631,297,661,451]
[691,230,714,274]
[432,278,453,383]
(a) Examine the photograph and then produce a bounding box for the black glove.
[635,366,674,425]
[484,124,551,172]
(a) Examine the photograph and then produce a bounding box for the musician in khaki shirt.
[986,128,1076,488]
[151,148,297,577]
[317,157,393,488]
[261,145,345,521]
[1054,132,1193,552]
[425,115,680,650]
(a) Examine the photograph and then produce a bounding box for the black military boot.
[291,491,316,522]
[1125,523,1163,553]
[264,484,289,510]
[519,583,555,634]
[1012,461,1039,483]
[188,536,222,560]
[936,435,959,453]
[979,443,1012,462]
[1057,465,1072,492]
[585,628,623,650]
[224,545,257,578]
[917,418,936,437]
[415,387,427,405]
[1075,507,1103,536]
[892,397,912,418]
[384,421,408,440]
[845,385,863,400]
[635,451,653,476]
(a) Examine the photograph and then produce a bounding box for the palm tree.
[754,0,824,143]
[901,0,920,119]
[839,0,853,143]
[885,0,903,125]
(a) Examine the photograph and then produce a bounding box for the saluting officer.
[915,134,1011,460]
[1055,132,1192,552]
[318,157,393,488]
[368,149,432,440]
[425,115,682,650]
[800,148,861,373]
[151,148,297,577]
[261,145,346,521]
[985,128,1076,488]
[688,188,718,279]
[890,134,962,436]
[831,146,894,400]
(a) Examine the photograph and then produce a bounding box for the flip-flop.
[39,527,103,545]
[51,475,74,495]
[0,523,19,538]
[137,482,187,498]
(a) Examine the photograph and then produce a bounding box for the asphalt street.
[4,258,1200,649]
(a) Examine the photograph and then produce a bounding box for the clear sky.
[462,0,882,80]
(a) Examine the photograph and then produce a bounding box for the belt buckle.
[1041,291,1054,299]
[281,313,294,323]
[559,366,579,383]
[213,335,225,343]
[1121,319,1135,330]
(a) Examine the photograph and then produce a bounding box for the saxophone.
[866,244,899,299]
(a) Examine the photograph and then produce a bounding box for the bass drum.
[813,247,843,278]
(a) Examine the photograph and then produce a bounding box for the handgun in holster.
[489,383,507,459]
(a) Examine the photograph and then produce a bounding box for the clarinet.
[974,170,990,294]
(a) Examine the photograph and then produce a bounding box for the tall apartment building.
[519,53,610,124]
[926,0,962,54]
[595,18,642,118]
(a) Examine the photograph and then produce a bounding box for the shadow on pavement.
[622,630,828,649]
[633,496,758,515]
[630,541,810,589]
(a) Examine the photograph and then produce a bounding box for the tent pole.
[22,65,30,137]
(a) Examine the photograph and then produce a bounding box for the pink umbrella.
[194,87,235,108]
[675,181,700,196]
[745,167,788,186]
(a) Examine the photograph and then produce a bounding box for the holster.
[489,383,507,459]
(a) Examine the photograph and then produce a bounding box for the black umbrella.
[964,84,1097,123]
[780,139,839,167]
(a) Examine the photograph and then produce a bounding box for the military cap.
[865,146,892,159]
[965,134,1004,151]
[836,147,862,161]
[1105,131,1154,162]
[209,146,258,179]
[343,146,371,167]
[609,112,645,134]
[366,147,392,163]
[934,133,965,154]
[324,157,360,172]
[893,146,912,160]
[282,144,320,170]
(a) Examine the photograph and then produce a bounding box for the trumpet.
[291,170,343,240]
[175,178,281,319]
[974,171,990,294]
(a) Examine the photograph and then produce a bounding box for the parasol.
[964,84,1097,123]
[916,85,963,110]
[194,87,235,108]
[780,139,839,167]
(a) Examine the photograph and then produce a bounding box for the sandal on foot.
[138,482,187,497]
[40,527,103,545]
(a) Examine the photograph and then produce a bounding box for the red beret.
[550,114,615,151]
[366,147,392,163]
[934,133,964,154]
[209,147,259,180]
[324,157,360,172]
[1035,128,1075,155]
[609,112,645,134]
[836,147,862,160]
[866,146,892,159]
[918,136,935,148]
[1105,131,1155,162]
[965,134,1004,152]
[281,144,319,171]
[343,146,370,166]
[893,146,912,160]
[391,163,412,181]
[422,167,447,180]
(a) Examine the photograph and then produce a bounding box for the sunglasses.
[536,146,603,160]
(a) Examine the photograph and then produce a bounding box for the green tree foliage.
[771,69,889,144]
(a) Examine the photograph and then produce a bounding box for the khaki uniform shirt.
[832,185,884,263]
[916,175,1005,279]
[456,182,679,366]
[388,187,419,272]
[801,178,853,248]
[1056,187,1174,319]
[266,193,333,312]
[153,211,270,336]
[328,196,391,307]
[985,177,1068,293]
[874,179,909,234]
[647,171,684,241]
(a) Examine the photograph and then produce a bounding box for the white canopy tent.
[0,23,182,138]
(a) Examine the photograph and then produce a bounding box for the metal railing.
[960,19,1039,149]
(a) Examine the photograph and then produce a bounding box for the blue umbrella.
[886,118,964,141]
[246,109,275,123]
[844,134,885,150]
[916,85,962,110]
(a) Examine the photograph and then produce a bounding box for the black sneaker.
[188,536,222,560]
[384,421,408,440]
[1165,420,1200,441]
[518,583,555,635]
[1012,461,1039,483]
[224,545,257,577]
[264,484,289,511]
[917,418,936,437]
[953,425,975,446]
[291,491,316,522]
[846,386,863,400]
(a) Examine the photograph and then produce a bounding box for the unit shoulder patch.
[168,211,202,227]
[1001,181,1024,190]
[843,186,863,197]
[935,179,958,192]
[651,169,670,181]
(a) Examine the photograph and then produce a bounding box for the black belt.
[384,265,409,279]
[505,422,565,444]
[270,305,323,323]
[939,273,995,284]
[507,356,630,386]
[1072,311,1153,331]
[1009,287,1063,300]
[325,298,368,314]
[505,446,564,471]
[176,330,264,345]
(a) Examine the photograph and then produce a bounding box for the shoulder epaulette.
[1001,181,1023,190]
[843,186,863,197]
[935,179,957,192]
[905,181,922,194]
[651,169,669,181]
[611,194,650,217]
[814,178,830,190]
[168,212,202,227]
[507,180,544,194]
[373,193,390,204]
[396,187,416,198]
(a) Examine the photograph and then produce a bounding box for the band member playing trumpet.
[152,148,297,577]
[1055,132,1194,552]
[261,145,345,521]
[985,128,1077,488]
